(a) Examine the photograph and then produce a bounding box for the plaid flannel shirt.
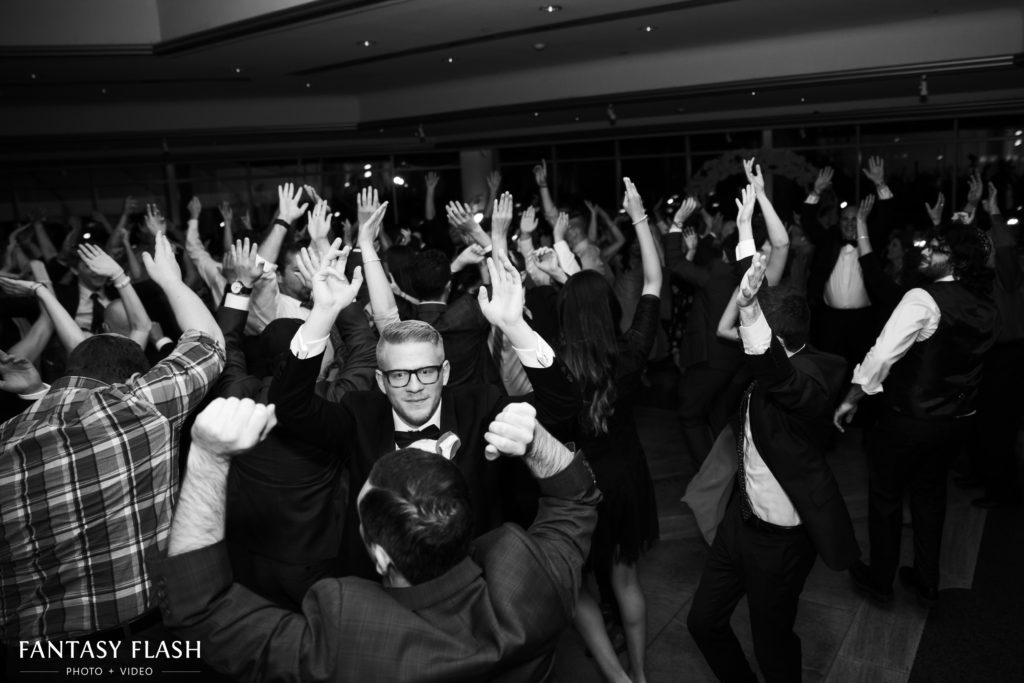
[0,330,224,642]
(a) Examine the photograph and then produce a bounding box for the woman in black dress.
[484,178,661,683]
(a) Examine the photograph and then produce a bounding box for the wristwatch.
[229,281,253,296]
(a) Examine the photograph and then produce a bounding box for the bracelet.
[857,236,870,241]
[537,183,547,188]
[113,275,132,289]
[273,218,292,230]
[362,257,381,265]
[632,214,649,226]
[672,221,684,229]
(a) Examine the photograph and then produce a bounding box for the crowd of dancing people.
[0,150,1021,683]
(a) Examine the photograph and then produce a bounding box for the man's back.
[0,331,222,641]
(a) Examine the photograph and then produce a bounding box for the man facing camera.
[149,397,600,683]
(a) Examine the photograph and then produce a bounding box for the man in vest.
[834,220,998,605]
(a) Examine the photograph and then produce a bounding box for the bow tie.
[394,424,441,449]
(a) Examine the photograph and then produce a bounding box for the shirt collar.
[393,401,443,433]
[79,281,104,300]
[936,274,955,282]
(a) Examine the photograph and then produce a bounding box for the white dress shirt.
[74,282,109,331]
[738,311,802,527]
[850,276,951,395]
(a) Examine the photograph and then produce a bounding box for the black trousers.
[975,340,1024,502]
[864,407,968,591]
[688,497,817,683]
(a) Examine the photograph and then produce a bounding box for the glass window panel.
[860,119,953,146]
[619,135,685,157]
[773,124,857,149]
[956,115,1024,140]
[498,145,551,164]
[555,140,614,160]
[689,129,762,153]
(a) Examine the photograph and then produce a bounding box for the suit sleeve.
[665,232,711,288]
[319,304,378,402]
[150,542,342,683]
[267,347,356,457]
[215,300,263,399]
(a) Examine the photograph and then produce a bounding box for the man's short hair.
[65,334,151,384]
[410,249,451,300]
[757,285,810,352]
[359,448,472,585]
[376,320,444,365]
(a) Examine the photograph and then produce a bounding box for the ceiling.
[1,0,1023,156]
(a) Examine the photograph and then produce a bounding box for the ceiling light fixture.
[540,5,562,12]
[30,73,37,79]
[364,170,373,178]
[640,25,656,32]
[305,82,311,88]
[533,42,546,51]
[447,57,455,63]
[534,112,540,117]
[363,163,372,170]
[358,40,376,47]
[234,67,242,74]
[393,176,406,186]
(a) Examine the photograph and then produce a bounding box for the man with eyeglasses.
[269,258,556,579]
[833,222,998,605]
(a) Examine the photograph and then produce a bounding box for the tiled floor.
[552,407,987,683]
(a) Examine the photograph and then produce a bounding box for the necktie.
[736,382,756,521]
[394,424,441,449]
[90,292,104,334]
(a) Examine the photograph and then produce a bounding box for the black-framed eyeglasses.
[924,240,950,254]
[380,365,442,388]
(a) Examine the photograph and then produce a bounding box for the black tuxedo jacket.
[743,333,860,570]
[268,350,522,578]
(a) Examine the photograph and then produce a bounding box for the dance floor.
[551,405,1012,683]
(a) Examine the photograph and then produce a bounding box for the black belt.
[79,610,163,643]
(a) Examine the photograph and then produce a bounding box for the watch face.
[231,282,242,293]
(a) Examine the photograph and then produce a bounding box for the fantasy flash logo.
[19,640,200,659]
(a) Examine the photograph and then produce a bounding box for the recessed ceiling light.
[800,97,806,102]
[363,163,372,170]
[574,116,580,122]
[534,42,546,51]
[1016,129,1023,136]
[100,88,107,94]
[447,57,455,63]
[234,67,242,74]
[540,4,562,12]
[358,40,376,47]
[640,25,656,32]
[534,112,540,117]
[30,73,37,79]
[751,90,756,96]
[305,82,311,88]
[364,170,373,178]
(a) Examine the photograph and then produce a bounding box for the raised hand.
[0,275,43,296]
[307,199,333,244]
[425,171,440,193]
[144,204,167,236]
[682,226,699,253]
[0,349,44,395]
[519,205,539,235]
[276,183,308,225]
[736,252,768,308]
[357,186,380,229]
[735,184,756,228]
[76,243,123,279]
[532,247,565,280]
[621,177,646,224]
[191,397,278,459]
[924,192,945,225]
[122,196,138,217]
[533,159,548,187]
[452,244,486,272]
[358,201,389,245]
[187,196,202,221]
[857,194,876,223]
[673,197,699,227]
[142,232,183,288]
[222,238,262,288]
[743,158,766,196]
[491,191,514,237]
[553,211,569,242]
[477,254,525,331]
[446,201,479,234]
[303,184,323,205]
[862,156,886,186]
[983,182,1000,216]
[813,167,834,195]
[484,402,537,461]
[299,238,363,310]
[966,171,983,208]
[218,201,234,229]
[486,170,502,195]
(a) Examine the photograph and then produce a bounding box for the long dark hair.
[557,270,621,435]
[937,222,994,297]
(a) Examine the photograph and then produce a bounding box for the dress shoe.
[972,496,1002,510]
[849,560,894,605]
[899,566,938,604]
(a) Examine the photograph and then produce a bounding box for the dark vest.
[884,281,998,419]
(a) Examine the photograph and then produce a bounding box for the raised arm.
[744,158,790,285]
[447,200,493,252]
[424,171,440,222]
[517,205,539,261]
[258,183,308,264]
[218,201,235,256]
[354,192,400,327]
[32,219,59,263]
[145,232,225,349]
[0,274,85,353]
[77,243,152,349]
[622,177,661,297]
[490,191,514,262]
[594,205,626,262]
[484,170,502,219]
[533,160,559,226]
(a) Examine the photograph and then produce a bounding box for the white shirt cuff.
[877,186,893,200]
[223,293,252,311]
[19,384,50,401]
[289,327,330,359]
[805,194,820,205]
[669,227,683,234]
[738,310,772,355]
[512,331,555,369]
[553,241,581,275]
[736,239,757,261]
[154,337,174,351]
[850,364,884,395]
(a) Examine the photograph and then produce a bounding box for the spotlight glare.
[473,212,484,224]
[363,171,372,178]
[839,201,848,209]
[393,176,406,186]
